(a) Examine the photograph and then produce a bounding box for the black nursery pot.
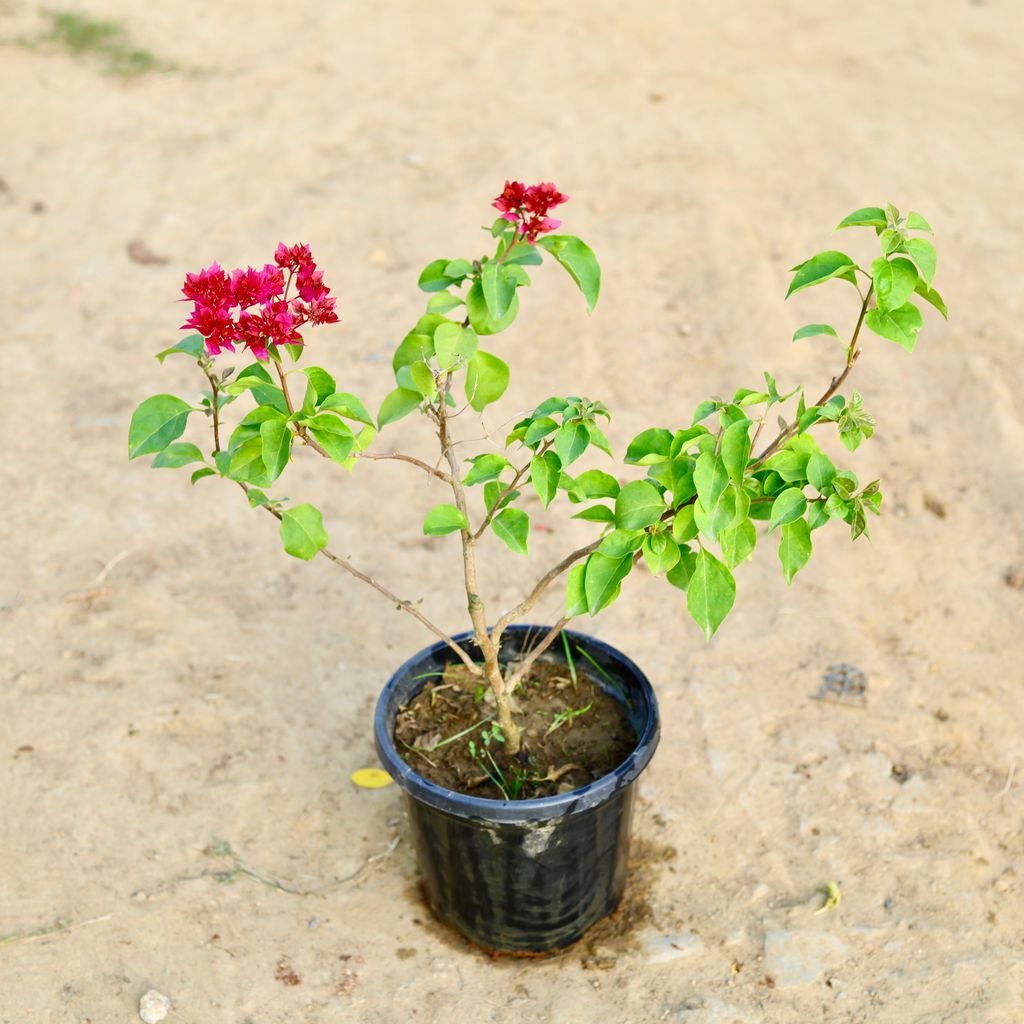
[374,625,660,953]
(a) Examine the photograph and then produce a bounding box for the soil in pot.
[393,659,636,800]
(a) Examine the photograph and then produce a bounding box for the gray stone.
[139,989,171,1024]
[763,928,850,987]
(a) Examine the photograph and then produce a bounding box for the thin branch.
[272,360,330,459]
[503,617,569,694]
[474,439,552,541]
[491,539,602,645]
[236,481,481,676]
[356,451,454,485]
[202,366,222,452]
[753,285,873,467]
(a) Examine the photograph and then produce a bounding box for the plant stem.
[503,617,570,694]
[491,540,601,660]
[753,285,874,467]
[202,367,222,452]
[435,373,521,752]
[239,482,481,675]
[473,440,549,540]
[356,451,453,485]
[272,359,330,459]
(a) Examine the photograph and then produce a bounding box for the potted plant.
[129,187,945,953]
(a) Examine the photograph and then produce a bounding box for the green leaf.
[694,484,737,543]
[377,387,422,428]
[151,442,205,469]
[694,452,729,510]
[598,529,645,558]
[903,237,937,285]
[584,554,631,614]
[565,564,587,618]
[763,449,810,482]
[642,533,680,576]
[770,488,808,530]
[260,419,292,480]
[615,480,664,530]
[409,360,437,399]
[806,452,837,493]
[481,260,517,320]
[155,334,205,363]
[666,546,697,591]
[871,257,918,312]
[392,332,434,374]
[865,301,923,352]
[128,395,192,459]
[807,500,829,531]
[672,505,699,543]
[793,323,839,343]
[520,416,556,447]
[588,423,614,459]
[691,400,718,425]
[537,234,601,313]
[501,241,543,266]
[905,211,933,233]
[305,413,355,464]
[720,419,752,487]
[433,322,478,371]
[466,280,519,335]
[484,481,518,513]
[570,469,619,501]
[778,518,812,584]
[280,504,328,560]
[879,228,903,256]
[465,350,510,412]
[463,453,511,486]
[190,467,216,485]
[625,427,673,465]
[417,258,453,293]
[687,549,736,639]
[427,290,464,315]
[492,507,529,555]
[530,451,560,508]
[227,435,272,486]
[555,421,590,467]
[719,518,757,568]
[786,251,858,298]
[423,504,469,536]
[836,207,887,230]
[571,504,615,522]
[319,391,374,426]
[914,279,948,320]
[246,488,271,508]
[444,259,473,279]
[303,366,336,404]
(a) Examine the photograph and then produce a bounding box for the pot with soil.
[375,625,659,953]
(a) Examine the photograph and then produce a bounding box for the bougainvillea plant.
[130,189,945,759]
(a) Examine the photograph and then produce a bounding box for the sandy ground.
[2,1,1023,1020]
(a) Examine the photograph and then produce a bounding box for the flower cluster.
[492,181,569,243]
[181,243,339,360]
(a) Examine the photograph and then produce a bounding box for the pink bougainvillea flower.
[294,295,339,326]
[181,261,231,310]
[230,264,285,309]
[296,265,328,302]
[491,180,569,242]
[274,242,315,273]
[181,244,338,360]
[181,302,236,355]
[492,180,529,222]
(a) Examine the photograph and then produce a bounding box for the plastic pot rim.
[374,625,660,825]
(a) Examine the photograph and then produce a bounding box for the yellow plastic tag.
[350,768,394,789]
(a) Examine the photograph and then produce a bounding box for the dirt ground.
[2,1,1023,1021]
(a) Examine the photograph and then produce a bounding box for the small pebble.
[139,988,170,1023]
